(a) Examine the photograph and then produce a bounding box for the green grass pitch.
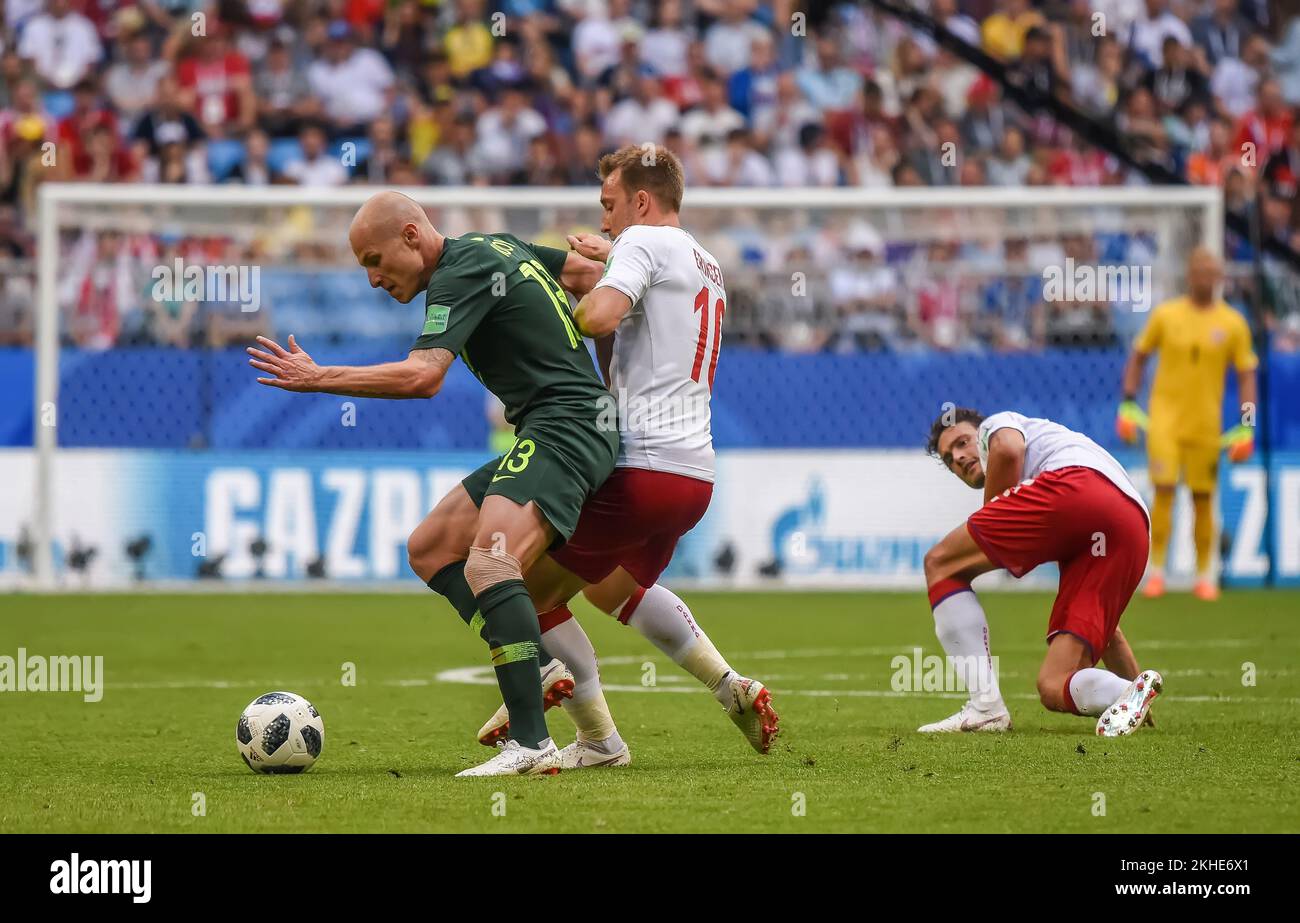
[2,590,1297,833]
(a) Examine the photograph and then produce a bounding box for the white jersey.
[593,224,720,482]
[977,411,1149,519]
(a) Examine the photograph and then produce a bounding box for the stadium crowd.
[0,0,1297,351]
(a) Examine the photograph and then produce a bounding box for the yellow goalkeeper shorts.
[1147,433,1220,493]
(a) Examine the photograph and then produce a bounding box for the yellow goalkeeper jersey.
[1133,297,1257,443]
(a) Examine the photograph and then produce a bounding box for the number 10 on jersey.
[692,285,724,390]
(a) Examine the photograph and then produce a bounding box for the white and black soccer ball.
[236,692,324,774]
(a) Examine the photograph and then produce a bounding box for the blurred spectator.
[909,118,962,186]
[1144,36,1210,115]
[564,121,609,184]
[980,0,1044,62]
[827,222,901,352]
[1263,120,1300,200]
[1191,0,1252,68]
[1,76,50,147]
[1188,116,1240,185]
[1124,0,1193,72]
[445,0,494,79]
[1273,18,1300,106]
[131,75,206,177]
[175,23,255,138]
[104,30,168,129]
[255,35,315,138]
[226,128,273,185]
[986,125,1031,186]
[56,80,119,178]
[571,1,623,85]
[961,75,1010,154]
[932,0,979,47]
[680,71,744,146]
[775,122,841,186]
[0,112,51,215]
[381,1,438,79]
[308,20,395,136]
[423,112,479,185]
[701,128,774,186]
[978,238,1042,351]
[1234,78,1294,162]
[640,0,690,78]
[604,72,679,147]
[1049,131,1110,186]
[517,135,566,186]
[16,0,103,89]
[1072,35,1125,116]
[849,124,900,187]
[797,33,863,113]
[1213,33,1271,118]
[704,1,767,77]
[753,71,818,154]
[1008,26,1064,105]
[282,123,348,186]
[355,116,406,184]
[911,240,966,350]
[728,31,779,122]
[473,84,547,180]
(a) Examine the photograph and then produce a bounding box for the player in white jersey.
[920,408,1163,737]
[469,145,778,766]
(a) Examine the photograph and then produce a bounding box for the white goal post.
[29,183,1223,590]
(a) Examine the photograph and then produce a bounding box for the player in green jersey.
[247,190,616,777]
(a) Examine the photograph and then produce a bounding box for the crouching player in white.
[474,144,779,766]
[922,408,1162,737]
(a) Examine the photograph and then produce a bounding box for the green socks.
[427,561,487,641]
[475,578,549,749]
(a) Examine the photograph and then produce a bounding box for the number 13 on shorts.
[493,438,536,481]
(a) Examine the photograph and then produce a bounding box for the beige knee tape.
[464,545,523,596]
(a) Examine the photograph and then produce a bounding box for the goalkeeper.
[1117,247,1258,601]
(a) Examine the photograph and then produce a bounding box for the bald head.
[350,191,442,304]
[1187,245,1222,304]
[349,191,433,250]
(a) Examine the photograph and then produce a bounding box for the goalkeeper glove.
[1221,424,1254,463]
[1116,400,1148,444]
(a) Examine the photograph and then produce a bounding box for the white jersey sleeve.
[594,231,656,306]
[592,225,719,482]
[978,411,1148,519]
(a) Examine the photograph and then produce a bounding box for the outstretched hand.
[247,335,322,392]
[567,233,611,263]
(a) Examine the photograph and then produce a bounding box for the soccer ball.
[236,691,324,774]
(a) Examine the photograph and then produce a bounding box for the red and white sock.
[928,578,1006,715]
[539,606,620,747]
[1065,668,1130,716]
[615,584,734,706]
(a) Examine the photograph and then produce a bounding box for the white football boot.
[557,737,632,769]
[476,658,575,748]
[1096,670,1163,737]
[917,701,1013,733]
[721,675,780,753]
[455,738,562,778]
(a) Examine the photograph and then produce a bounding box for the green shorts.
[461,417,618,546]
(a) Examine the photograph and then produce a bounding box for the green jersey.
[412,233,606,426]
